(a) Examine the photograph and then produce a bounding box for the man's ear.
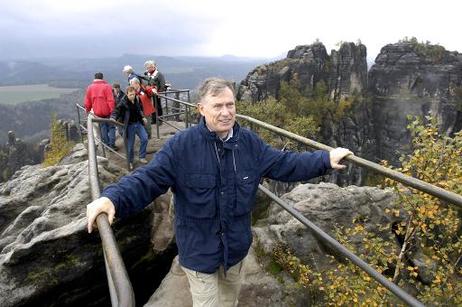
[197,103,204,116]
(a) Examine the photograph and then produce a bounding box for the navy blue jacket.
[101,117,331,273]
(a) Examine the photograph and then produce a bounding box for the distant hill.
[0,54,268,144]
[0,90,84,144]
[0,55,269,90]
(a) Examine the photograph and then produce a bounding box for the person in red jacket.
[84,72,116,149]
[129,78,156,139]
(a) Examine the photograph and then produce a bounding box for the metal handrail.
[236,114,462,209]
[87,113,135,307]
[76,104,131,170]
[154,91,194,138]
[150,97,462,209]
[157,94,195,107]
[150,94,461,306]
[159,89,191,94]
[259,185,424,307]
[76,90,460,306]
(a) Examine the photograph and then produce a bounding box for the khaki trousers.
[182,260,244,307]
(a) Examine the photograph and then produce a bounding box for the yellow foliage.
[43,114,74,166]
[266,117,462,305]
[383,116,462,305]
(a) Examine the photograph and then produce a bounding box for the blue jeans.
[99,122,116,147]
[126,122,148,163]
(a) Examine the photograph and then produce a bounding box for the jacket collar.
[198,116,240,145]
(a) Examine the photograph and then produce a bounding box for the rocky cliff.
[0,131,42,182]
[237,42,372,184]
[237,42,367,102]
[237,40,462,171]
[0,144,176,306]
[368,42,462,164]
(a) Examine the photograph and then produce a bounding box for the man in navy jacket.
[87,78,352,307]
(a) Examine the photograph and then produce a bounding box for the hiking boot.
[139,158,148,164]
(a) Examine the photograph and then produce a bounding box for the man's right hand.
[329,147,353,170]
[87,197,116,233]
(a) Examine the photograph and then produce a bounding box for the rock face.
[252,183,399,273]
[0,131,42,183]
[329,42,368,100]
[237,42,372,184]
[237,41,462,172]
[237,42,367,102]
[0,144,176,306]
[368,42,462,164]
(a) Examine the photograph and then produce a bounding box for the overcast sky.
[1,0,460,61]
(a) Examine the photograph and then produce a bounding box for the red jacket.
[84,80,115,117]
[136,85,156,116]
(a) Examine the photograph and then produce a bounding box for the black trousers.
[152,96,163,123]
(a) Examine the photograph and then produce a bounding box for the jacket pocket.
[183,174,217,218]
[234,171,257,216]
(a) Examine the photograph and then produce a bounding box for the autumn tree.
[263,116,462,305]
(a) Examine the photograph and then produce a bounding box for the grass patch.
[0,84,77,105]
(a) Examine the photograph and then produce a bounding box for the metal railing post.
[185,105,190,128]
[98,123,106,158]
[164,94,169,115]
[76,104,84,143]
[156,108,160,139]
[87,114,135,307]
[175,91,180,121]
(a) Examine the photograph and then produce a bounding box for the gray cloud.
[0,1,218,59]
[1,0,460,61]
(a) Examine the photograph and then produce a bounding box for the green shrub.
[399,37,446,63]
[237,80,356,150]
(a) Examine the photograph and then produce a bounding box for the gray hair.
[196,78,235,104]
[129,78,140,85]
[144,60,156,69]
[122,65,134,73]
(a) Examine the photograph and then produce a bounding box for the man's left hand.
[329,148,353,170]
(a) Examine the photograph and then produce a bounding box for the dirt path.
[105,121,187,171]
